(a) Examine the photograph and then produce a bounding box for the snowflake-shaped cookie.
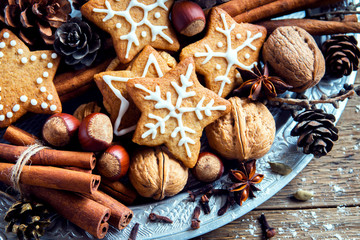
[94,45,171,136]
[81,0,180,64]
[0,29,62,128]
[127,57,231,168]
[180,7,267,98]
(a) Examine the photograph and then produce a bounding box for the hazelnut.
[128,147,188,200]
[205,97,275,161]
[78,113,113,152]
[262,26,325,92]
[192,152,224,182]
[42,113,80,147]
[97,145,130,181]
[171,1,206,37]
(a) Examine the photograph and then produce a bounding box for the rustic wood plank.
[193,207,360,239]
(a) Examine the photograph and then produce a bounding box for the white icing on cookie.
[134,63,227,158]
[93,0,173,59]
[102,53,163,136]
[194,13,262,96]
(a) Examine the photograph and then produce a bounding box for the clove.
[200,194,211,214]
[148,213,173,223]
[259,213,276,239]
[191,206,201,229]
[218,195,235,216]
[187,184,213,202]
[128,223,139,240]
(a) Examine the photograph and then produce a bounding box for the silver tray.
[0,1,358,240]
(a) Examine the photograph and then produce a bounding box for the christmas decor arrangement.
[1,0,360,239]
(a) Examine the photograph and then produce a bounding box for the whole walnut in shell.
[205,97,275,161]
[128,147,188,200]
[262,26,325,92]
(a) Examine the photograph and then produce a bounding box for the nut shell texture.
[129,147,188,200]
[262,26,325,92]
[206,97,275,160]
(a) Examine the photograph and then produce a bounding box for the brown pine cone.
[291,109,338,158]
[0,0,72,47]
[322,34,360,78]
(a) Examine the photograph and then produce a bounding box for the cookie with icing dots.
[126,57,231,168]
[180,7,267,98]
[81,0,180,64]
[0,29,62,128]
[94,45,172,136]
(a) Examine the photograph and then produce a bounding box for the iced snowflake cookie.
[126,57,231,168]
[0,29,62,128]
[81,0,180,64]
[94,45,172,136]
[180,7,266,98]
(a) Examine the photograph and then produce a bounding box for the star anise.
[233,63,292,101]
[228,159,264,206]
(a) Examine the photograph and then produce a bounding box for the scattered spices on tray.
[187,184,213,202]
[229,159,264,206]
[200,194,211,214]
[269,162,293,176]
[148,213,173,224]
[191,206,201,229]
[128,223,140,240]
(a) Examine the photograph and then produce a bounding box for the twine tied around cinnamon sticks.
[10,143,49,194]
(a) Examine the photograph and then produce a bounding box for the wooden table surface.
[193,74,360,240]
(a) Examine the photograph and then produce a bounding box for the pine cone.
[0,0,71,47]
[322,34,360,78]
[5,200,51,240]
[54,18,101,70]
[291,109,339,158]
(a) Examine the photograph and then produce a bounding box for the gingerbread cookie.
[81,0,180,64]
[0,29,62,128]
[180,7,267,98]
[94,45,172,136]
[126,57,231,168]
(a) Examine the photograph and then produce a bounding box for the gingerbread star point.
[127,57,231,168]
[81,0,180,64]
[94,45,171,136]
[0,29,62,128]
[180,7,267,98]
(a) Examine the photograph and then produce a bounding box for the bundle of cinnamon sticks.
[217,0,360,35]
[0,125,136,239]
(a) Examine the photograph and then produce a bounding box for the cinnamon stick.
[218,0,277,17]
[0,163,100,194]
[59,82,96,102]
[233,0,344,23]
[257,18,360,35]
[63,166,92,174]
[100,179,137,205]
[83,190,133,230]
[54,59,111,96]
[0,143,96,169]
[26,186,110,239]
[3,125,38,146]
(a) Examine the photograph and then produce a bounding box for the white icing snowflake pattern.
[102,53,164,136]
[93,0,173,59]
[135,63,227,158]
[194,13,263,97]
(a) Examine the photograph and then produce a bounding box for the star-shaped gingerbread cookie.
[81,0,180,64]
[94,45,172,136]
[180,7,267,98]
[127,57,231,168]
[0,29,62,128]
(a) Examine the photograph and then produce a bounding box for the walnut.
[262,26,325,92]
[128,147,188,200]
[205,97,275,161]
